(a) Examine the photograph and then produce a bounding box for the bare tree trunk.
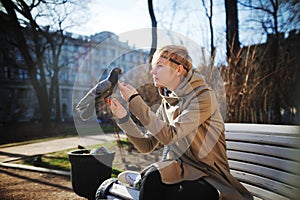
[1,0,51,129]
[136,0,160,111]
[225,0,240,59]
[148,0,157,62]
[202,0,215,60]
[45,32,65,125]
[54,68,61,124]
[269,0,281,123]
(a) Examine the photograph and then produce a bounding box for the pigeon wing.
[75,84,97,111]
[75,74,114,121]
[79,101,95,121]
[95,79,112,99]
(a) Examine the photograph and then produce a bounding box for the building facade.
[0,31,149,123]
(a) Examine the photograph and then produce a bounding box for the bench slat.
[225,132,300,148]
[240,182,291,200]
[227,141,300,162]
[228,160,300,188]
[227,150,300,175]
[225,124,300,200]
[225,123,300,135]
[231,170,300,199]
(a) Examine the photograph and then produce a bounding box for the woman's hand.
[118,81,139,102]
[109,82,138,119]
[110,98,127,119]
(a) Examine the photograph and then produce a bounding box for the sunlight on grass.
[16,140,126,177]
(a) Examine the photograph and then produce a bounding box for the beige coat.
[118,70,253,200]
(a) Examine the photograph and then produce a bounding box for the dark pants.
[139,166,219,200]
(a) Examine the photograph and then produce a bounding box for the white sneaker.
[117,170,141,188]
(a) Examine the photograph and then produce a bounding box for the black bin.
[68,149,115,200]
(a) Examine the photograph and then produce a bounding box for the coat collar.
[159,69,208,104]
[174,69,194,97]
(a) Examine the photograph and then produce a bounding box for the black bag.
[95,178,118,199]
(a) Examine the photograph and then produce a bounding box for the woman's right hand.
[118,82,139,102]
[110,98,128,119]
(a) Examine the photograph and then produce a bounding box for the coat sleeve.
[117,105,165,153]
[128,89,217,146]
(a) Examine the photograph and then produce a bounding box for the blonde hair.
[152,45,193,75]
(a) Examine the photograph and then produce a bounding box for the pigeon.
[75,67,122,121]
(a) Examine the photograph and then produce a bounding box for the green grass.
[20,148,73,171]
[101,125,118,133]
[23,155,71,171]
[15,140,126,177]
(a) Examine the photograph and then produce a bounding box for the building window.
[102,61,107,70]
[102,49,107,56]
[16,52,23,62]
[18,69,28,80]
[71,72,76,82]
[60,71,68,82]
[62,103,67,117]
[61,89,68,98]
[111,49,115,57]
[4,66,9,79]
[36,69,41,80]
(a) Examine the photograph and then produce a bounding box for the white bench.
[225,123,300,200]
[97,123,300,200]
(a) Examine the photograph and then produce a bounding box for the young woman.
[109,45,253,200]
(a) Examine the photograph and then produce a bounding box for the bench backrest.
[225,123,300,200]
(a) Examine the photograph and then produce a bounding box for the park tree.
[221,0,300,124]
[140,0,160,109]
[38,2,89,124]
[223,0,246,123]
[0,0,89,129]
[202,0,215,60]
[237,0,300,123]
[143,0,299,124]
[225,0,240,60]
[148,0,157,62]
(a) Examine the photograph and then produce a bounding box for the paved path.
[0,133,151,200]
[0,131,156,174]
[0,133,123,163]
